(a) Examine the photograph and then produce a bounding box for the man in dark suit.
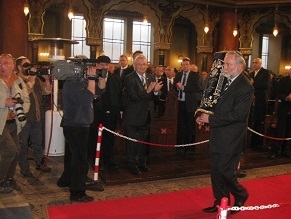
[196,51,254,214]
[113,54,129,114]
[121,50,143,86]
[123,55,163,175]
[269,68,291,159]
[89,55,121,171]
[174,57,202,153]
[249,58,271,150]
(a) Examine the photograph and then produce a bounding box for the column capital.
[86,37,102,46]
[197,46,213,53]
[28,33,44,41]
[154,42,171,50]
[239,48,252,55]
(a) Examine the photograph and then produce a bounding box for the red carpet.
[48,174,291,219]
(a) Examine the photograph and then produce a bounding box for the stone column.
[86,37,102,59]
[154,42,171,66]
[218,9,239,51]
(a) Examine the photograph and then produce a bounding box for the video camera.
[22,62,52,82]
[52,58,107,80]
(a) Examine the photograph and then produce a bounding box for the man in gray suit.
[123,55,163,175]
[196,51,254,214]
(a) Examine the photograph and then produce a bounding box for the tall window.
[71,16,152,62]
[71,15,90,57]
[103,18,125,63]
[132,21,152,63]
[261,36,269,69]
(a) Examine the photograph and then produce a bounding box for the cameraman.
[0,54,30,193]
[16,56,52,178]
[57,63,106,202]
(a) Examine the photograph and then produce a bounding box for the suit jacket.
[209,73,254,155]
[174,71,203,112]
[94,72,121,116]
[276,75,291,119]
[123,71,158,126]
[249,67,270,107]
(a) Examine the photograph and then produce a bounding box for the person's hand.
[87,66,97,77]
[5,97,17,108]
[176,81,184,90]
[154,81,163,91]
[196,116,204,129]
[147,82,156,93]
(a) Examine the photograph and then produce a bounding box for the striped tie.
[142,76,147,90]
[223,78,232,91]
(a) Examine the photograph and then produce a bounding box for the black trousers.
[59,126,89,197]
[271,114,291,154]
[125,111,150,168]
[89,111,118,167]
[177,101,195,145]
[210,153,247,206]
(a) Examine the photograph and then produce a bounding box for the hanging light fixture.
[204,5,209,34]
[233,7,238,37]
[143,15,148,24]
[68,5,74,20]
[273,5,279,37]
[24,0,29,16]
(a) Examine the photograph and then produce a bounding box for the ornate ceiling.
[181,0,291,8]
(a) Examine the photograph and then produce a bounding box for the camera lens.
[14,103,26,122]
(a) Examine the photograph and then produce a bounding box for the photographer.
[16,56,52,179]
[57,63,106,202]
[0,54,30,193]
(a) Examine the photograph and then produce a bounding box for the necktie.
[223,78,231,92]
[179,73,186,99]
[142,76,147,90]
[120,68,124,77]
[169,79,173,91]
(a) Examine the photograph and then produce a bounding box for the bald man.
[249,58,271,151]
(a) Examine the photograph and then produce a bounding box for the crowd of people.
[1,50,290,207]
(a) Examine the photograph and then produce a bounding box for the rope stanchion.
[217,197,229,219]
[86,124,104,192]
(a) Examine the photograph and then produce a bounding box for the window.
[132,21,152,63]
[261,36,269,69]
[103,18,125,63]
[71,15,90,58]
[71,16,152,62]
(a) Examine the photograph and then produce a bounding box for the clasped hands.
[146,81,163,93]
[196,113,209,129]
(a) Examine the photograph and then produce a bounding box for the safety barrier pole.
[218,197,229,219]
[86,124,104,191]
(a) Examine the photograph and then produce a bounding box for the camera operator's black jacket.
[94,73,121,118]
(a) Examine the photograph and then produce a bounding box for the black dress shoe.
[129,166,141,175]
[70,194,94,202]
[231,192,249,215]
[203,206,218,213]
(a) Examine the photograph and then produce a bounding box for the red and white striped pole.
[218,197,229,219]
[93,124,103,182]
